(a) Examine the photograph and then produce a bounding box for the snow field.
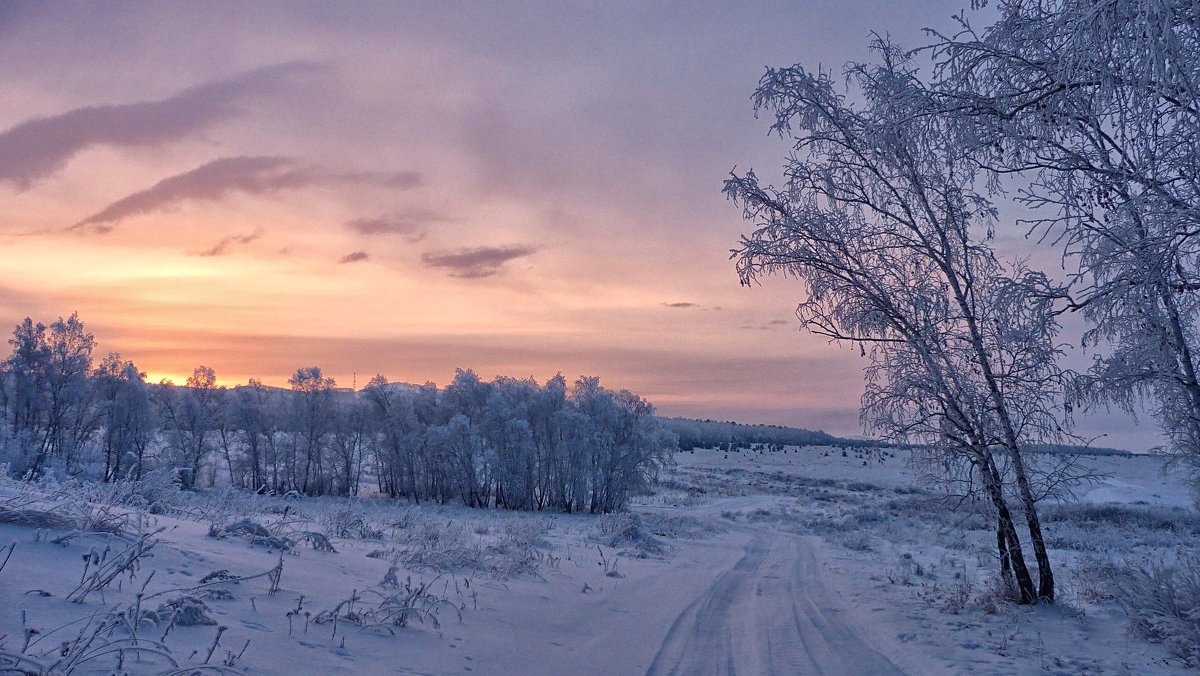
[676,445,1200,673]
[0,443,1196,674]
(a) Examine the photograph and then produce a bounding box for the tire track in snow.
[646,528,902,675]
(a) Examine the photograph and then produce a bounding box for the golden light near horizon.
[140,370,195,387]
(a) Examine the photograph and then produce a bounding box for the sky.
[0,1,1161,449]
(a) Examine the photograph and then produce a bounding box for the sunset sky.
[0,2,1157,447]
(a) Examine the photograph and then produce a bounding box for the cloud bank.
[70,156,421,232]
[0,62,321,189]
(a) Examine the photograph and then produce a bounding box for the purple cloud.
[0,62,321,190]
[192,230,262,257]
[421,245,536,278]
[741,319,792,330]
[69,156,422,232]
[346,208,450,242]
[339,250,369,264]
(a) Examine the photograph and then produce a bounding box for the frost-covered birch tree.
[94,353,152,482]
[931,0,1200,489]
[363,375,431,501]
[726,40,1070,602]
[362,370,672,513]
[287,366,336,496]
[225,378,277,491]
[0,314,97,477]
[156,365,223,489]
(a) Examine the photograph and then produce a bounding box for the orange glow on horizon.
[140,370,254,389]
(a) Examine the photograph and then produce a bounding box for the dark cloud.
[345,208,451,242]
[421,244,536,278]
[663,302,724,311]
[69,156,421,232]
[742,318,793,330]
[744,321,792,333]
[339,250,369,264]
[192,230,261,257]
[0,62,321,190]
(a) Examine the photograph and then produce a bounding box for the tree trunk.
[959,287,1055,602]
[1009,458,1054,601]
[996,515,1013,587]
[980,454,1036,603]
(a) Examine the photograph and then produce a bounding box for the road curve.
[645,527,903,676]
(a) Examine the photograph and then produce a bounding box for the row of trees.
[662,417,872,451]
[365,372,674,512]
[0,314,676,513]
[728,0,1200,604]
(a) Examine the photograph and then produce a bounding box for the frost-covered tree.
[0,313,97,477]
[329,395,368,497]
[429,412,487,506]
[94,353,152,482]
[1,318,51,474]
[567,377,673,513]
[156,365,224,489]
[222,379,268,490]
[362,370,673,512]
[437,370,491,505]
[480,377,536,509]
[364,376,430,500]
[931,0,1200,488]
[726,41,1070,602]
[287,366,337,495]
[527,373,568,510]
[45,314,101,474]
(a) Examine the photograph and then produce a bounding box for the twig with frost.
[67,528,163,603]
[143,552,285,602]
[0,540,14,575]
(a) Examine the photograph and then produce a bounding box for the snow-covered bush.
[1043,503,1199,553]
[1107,555,1200,666]
[321,502,383,539]
[591,513,668,557]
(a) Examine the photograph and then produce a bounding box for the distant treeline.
[1026,443,1136,457]
[662,417,878,451]
[0,314,677,513]
[663,418,1136,456]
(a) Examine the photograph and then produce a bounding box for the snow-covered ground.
[0,445,1195,674]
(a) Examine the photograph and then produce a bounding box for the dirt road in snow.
[644,504,903,676]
